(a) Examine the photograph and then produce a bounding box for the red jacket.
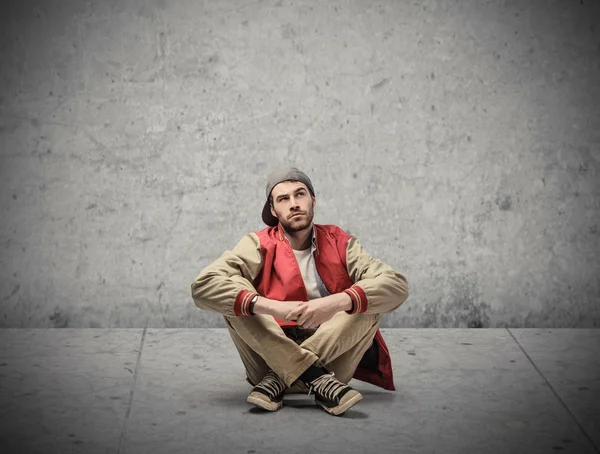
[192,223,409,391]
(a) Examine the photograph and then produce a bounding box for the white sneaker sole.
[317,390,363,416]
[247,392,283,412]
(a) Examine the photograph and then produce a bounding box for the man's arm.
[191,233,263,317]
[191,233,305,319]
[342,236,409,315]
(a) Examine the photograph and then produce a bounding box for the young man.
[191,167,409,416]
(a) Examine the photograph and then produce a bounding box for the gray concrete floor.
[0,329,598,454]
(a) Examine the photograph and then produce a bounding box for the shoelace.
[307,372,345,400]
[258,372,286,398]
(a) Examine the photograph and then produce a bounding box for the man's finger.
[285,306,305,321]
[297,311,311,326]
[284,309,297,321]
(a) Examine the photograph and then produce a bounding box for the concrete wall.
[1,0,599,328]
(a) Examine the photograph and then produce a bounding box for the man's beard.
[278,206,314,233]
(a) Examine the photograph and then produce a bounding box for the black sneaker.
[247,370,287,411]
[306,372,363,416]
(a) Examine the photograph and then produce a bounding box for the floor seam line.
[506,328,599,454]
[117,326,147,454]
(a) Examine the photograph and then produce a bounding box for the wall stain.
[49,308,70,328]
[371,78,390,91]
[495,195,512,211]
[440,274,491,328]
[2,284,20,302]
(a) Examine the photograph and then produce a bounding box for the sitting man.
[191,167,409,416]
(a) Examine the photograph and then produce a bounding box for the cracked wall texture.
[1,0,599,328]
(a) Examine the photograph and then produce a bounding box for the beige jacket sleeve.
[191,233,263,317]
[342,236,409,315]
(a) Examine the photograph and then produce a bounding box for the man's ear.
[270,204,277,218]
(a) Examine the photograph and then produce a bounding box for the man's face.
[269,181,315,232]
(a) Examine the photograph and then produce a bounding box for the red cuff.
[234,290,257,316]
[343,286,368,314]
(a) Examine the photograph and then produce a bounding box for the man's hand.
[285,294,350,329]
[254,297,304,321]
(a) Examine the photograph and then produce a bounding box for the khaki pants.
[224,311,382,394]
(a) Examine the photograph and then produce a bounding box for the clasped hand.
[283,296,339,329]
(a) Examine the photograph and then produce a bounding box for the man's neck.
[282,223,313,250]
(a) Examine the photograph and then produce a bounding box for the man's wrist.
[248,295,258,315]
[253,296,271,316]
[337,292,353,312]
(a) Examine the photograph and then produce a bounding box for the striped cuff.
[343,286,368,314]
[234,290,257,316]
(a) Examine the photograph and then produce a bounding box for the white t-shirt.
[292,247,321,300]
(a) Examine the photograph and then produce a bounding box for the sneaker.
[247,370,287,411]
[306,372,363,416]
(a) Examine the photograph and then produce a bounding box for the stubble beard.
[279,206,314,233]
